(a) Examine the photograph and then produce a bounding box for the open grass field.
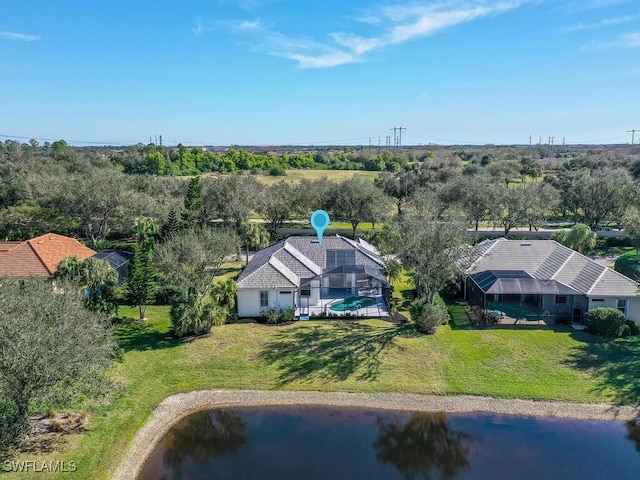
[6,273,640,478]
[252,169,378,184]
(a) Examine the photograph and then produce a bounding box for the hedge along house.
[237,235,390,318]
[463,239,640,325]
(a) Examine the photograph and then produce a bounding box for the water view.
[138,407,640,480]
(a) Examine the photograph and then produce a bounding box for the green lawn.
[6,300,640,478]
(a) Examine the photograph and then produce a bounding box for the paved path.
[111,389,640,480]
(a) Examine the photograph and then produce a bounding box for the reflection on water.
[163,410,247,470]
[138,407,640,480]
[374,412,474,480]
[627,418,640,452]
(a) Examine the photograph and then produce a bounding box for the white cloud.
[562,0,634,12]
[562,14,639,32]
[0,31,40,41]
[230,1,525,68]
[584,31,640,49]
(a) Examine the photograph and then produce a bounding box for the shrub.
[264,307,295,324]
[409,299,449,334]
[269,164,287,176]
[586,307,627,338]
[620,324,632,338]
[625,320,640,336]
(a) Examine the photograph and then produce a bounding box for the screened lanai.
[297,265,390,317]
[466,270,586,322]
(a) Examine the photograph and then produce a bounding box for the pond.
[138,406,640,480]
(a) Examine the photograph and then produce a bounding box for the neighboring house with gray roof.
[237,235,390,318]
[463,239,640,324]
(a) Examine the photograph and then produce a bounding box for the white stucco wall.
[238,289,297,317]
[587,296,640,323]
[627,298,640,324]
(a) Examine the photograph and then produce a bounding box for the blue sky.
[1,0,639,146]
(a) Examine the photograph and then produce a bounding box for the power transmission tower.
[528,135,532,157]
[548,136,555,157]
[627,129,639,145]
[398,126,406,151]
[390,127,397,150]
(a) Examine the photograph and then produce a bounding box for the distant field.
[254,169,378,184]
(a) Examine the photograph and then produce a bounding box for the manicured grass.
[7,297,640,478]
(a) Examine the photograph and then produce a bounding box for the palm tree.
[55,255,86,284]
[213,278,238,310]
[55,256,119,313]
[384,259,402,286]
[239,222,270,265]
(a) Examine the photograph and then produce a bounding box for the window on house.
[591,298,605,302]
[259,291,269,308]
[300,289,311,297]
[617,299,627,315]
[557,296,567,305]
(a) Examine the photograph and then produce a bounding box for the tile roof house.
[237,235,390,318]
[463,238,640,324]
[0,233,97,278]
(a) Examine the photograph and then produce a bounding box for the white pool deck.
[297,296,389,319]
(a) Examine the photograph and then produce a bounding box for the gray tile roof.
[237,235,385,289]
[237,262,297,289]
[466,239,639,297]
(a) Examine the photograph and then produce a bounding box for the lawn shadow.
[260,321,409,385]
[114,317,189,353]
[563,333,640,407]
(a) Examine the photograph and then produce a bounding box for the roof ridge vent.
[520,242,532,246]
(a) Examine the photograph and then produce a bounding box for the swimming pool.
[330,296,377,312]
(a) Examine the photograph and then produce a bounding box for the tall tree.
[391,209,468,304]
[181,176,203,230]
[375,171,417,216]
[454,174,498,231]
[257,181,297,235]
[0,279,115,449]
[126,224,158,320]
[493,185,529,236]
[202,176,262,229]
[155,229,240,337]
[328,177,392,238]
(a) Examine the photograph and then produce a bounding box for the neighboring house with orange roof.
[0,233,96,278]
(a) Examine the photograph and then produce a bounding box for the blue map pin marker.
[310,209,330,244]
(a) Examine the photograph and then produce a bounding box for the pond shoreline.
[111,390,640,480]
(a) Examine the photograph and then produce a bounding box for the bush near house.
[265,307,295,324]
[586,307,627,338]
[409,299,450,334]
